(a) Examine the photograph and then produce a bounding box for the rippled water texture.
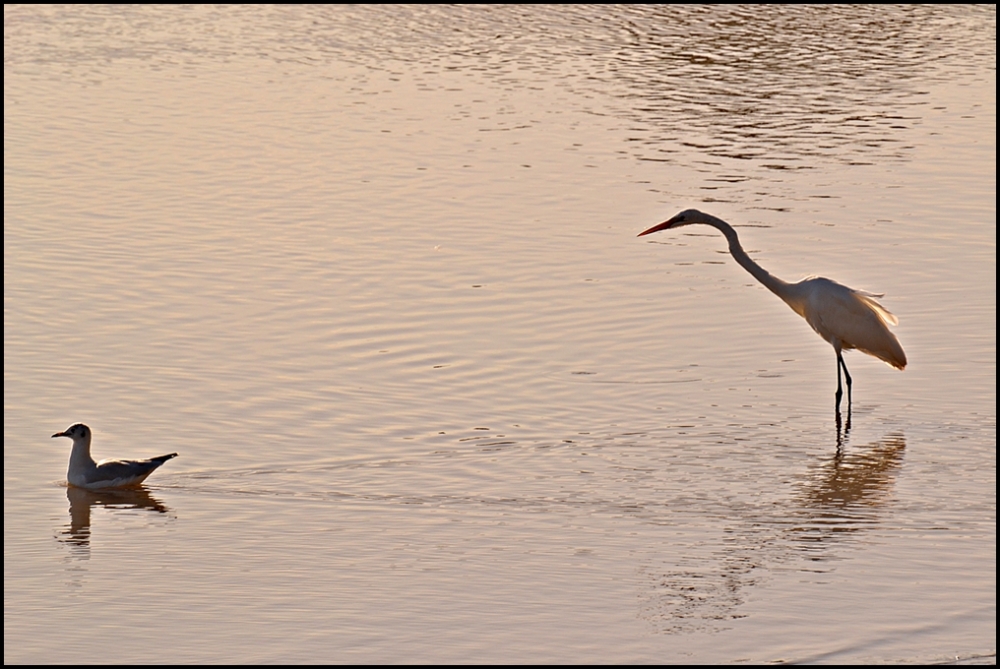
[4,5,995,664]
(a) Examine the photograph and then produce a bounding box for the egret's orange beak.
[637,219,674,237]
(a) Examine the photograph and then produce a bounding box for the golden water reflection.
[641,433,906,632]
[792,433,906,551]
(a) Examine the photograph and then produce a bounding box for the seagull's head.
[52,423,91,444]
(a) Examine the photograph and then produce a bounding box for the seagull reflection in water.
[58,486,174,558]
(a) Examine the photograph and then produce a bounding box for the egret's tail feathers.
[867,333,907,370]
[856,292,899,327]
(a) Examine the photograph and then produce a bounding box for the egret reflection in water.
[792,433,907,552]
[639,434,906,633]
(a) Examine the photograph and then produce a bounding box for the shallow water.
[4,5,995,664]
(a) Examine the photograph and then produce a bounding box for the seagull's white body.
[52,423,177,489]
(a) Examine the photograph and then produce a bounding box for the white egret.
[638,209,906,409]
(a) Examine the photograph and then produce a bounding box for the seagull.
[51,423,178,489]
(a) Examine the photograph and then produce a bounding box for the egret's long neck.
[700,214,793,302]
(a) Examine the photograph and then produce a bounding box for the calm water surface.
[4,5,995,664]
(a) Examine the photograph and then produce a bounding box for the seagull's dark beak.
[52,431,67,438]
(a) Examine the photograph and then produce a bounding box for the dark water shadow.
[56,486,175,559]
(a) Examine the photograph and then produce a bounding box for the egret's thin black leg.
[839,352,853,408]
[835,352,845,410]
[834,351,853,448]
